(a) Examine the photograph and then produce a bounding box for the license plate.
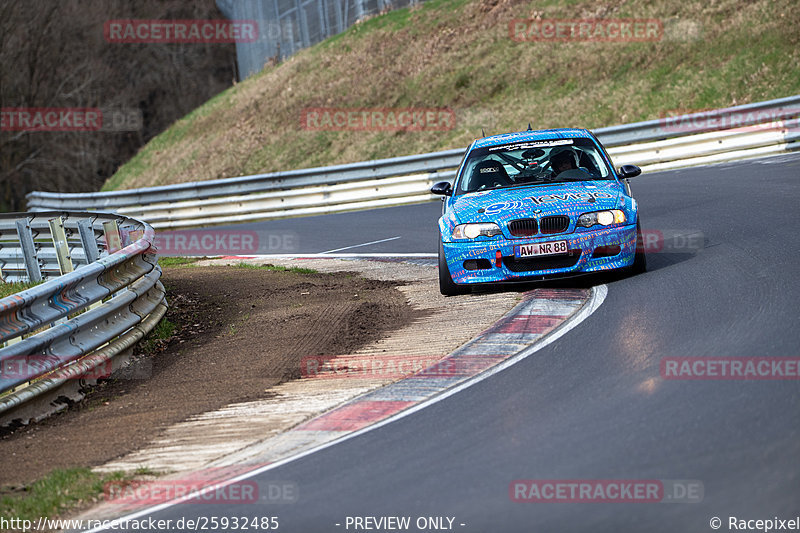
[515,240,569,258]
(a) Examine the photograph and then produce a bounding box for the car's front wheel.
[438,241,469,296]
[630,220,647,274]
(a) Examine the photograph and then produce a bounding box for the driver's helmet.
[549,147,579,172]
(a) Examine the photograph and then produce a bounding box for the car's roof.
[472,128,592,149]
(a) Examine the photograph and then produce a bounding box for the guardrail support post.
[49,217,75,325]
[14,219,42,283]
[49,217,74,275]
[77,218,106,309]
[0,262,22,348]
[77,219,100,264]
[103,220,122,254]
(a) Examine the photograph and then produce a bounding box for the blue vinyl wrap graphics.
[438,129,639,284]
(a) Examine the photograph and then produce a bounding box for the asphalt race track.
[218,200,443,255]
[93,154,800,532]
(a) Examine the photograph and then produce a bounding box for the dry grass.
[103,0,800,191]
[0,280,41,299]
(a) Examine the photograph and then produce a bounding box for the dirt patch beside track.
[0,265,417,488]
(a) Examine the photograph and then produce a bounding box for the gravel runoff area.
[0,258,519,491]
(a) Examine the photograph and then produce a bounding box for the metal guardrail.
[26,95,800,229]
[0,211,167,425]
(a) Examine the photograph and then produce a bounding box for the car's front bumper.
[442,224,637,284]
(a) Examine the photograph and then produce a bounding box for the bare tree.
[0,0,236,211]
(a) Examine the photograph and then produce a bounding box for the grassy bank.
[103,0,799,191]
[0,468,144,528]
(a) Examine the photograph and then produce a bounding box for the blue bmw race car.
[431,128,646,295]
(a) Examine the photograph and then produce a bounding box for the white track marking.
[83,284,607,533]
[320,236,401,254]
[236,253,437,258]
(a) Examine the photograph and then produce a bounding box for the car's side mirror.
[618,165,642,179]
[431,181,453,196]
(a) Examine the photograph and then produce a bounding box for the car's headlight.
[452,223,503,239]
[578,210,626,228]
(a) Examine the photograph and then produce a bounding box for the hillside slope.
[103,0,800,191]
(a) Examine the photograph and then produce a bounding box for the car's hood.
[449,181,624,223]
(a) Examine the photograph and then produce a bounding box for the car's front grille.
[539,215,570,234]
[508,218,538,237]
[503,251,580,272]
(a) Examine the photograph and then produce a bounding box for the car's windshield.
[455,137,612,194]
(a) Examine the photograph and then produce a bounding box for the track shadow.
[466,249,701,296]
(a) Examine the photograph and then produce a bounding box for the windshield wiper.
[505,180,567,188]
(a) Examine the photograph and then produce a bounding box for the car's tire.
[438,241,469,296]
[630,220,647,274]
